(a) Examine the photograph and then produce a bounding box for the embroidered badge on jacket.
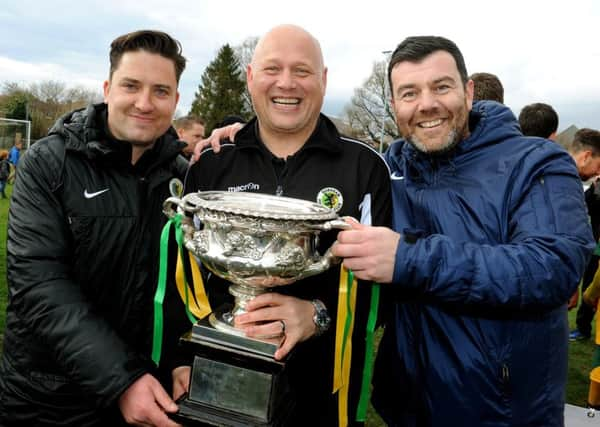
[317,187,343,212]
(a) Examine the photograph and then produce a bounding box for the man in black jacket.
[180,24,391,426]
[567,128,600,340]
[0,30,188,426]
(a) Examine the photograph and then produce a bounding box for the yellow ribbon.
[175,250,212,320]
[333,265,357,427]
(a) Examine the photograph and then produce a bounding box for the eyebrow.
[395,75,458,92]
[119,77,173,91]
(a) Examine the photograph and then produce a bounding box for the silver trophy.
[162,191,349,426]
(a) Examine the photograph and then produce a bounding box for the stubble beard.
[405,104,470,156]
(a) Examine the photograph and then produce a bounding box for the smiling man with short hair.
[332,35,594,427]
[0,30,188,426]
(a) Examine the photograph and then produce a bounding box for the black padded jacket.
[0,103,187,426]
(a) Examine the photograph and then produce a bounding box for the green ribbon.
[152,215,181,365]
[356,283,381,421]
[151,213,198,366]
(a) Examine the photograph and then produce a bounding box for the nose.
[276,69,296,90]
[134,89,154,112]
[417,89,439,112]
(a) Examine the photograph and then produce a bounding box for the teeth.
[273,98,300,105]
[419,119,443,128]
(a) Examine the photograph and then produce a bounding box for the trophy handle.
[298,217,355,280]
[163,196,183,219]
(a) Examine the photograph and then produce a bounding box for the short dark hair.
[470,72,504,104]
[571,128,600,156]
[109,30,186,82]
[173,115,205,130]
[518,103,559,138]
[388,36,469,93]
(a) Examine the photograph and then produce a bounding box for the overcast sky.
[1,0,599,132]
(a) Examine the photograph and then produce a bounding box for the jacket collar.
[51,103,185,167]
[235,113,343,156]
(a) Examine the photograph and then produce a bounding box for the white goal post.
[0,117,31,148]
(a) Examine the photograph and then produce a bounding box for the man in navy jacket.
[332,36,594,426]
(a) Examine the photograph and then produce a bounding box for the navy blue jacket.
[372,101,594,426]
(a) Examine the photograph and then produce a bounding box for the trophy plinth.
[170,318,291,427]
[163,191,349,426]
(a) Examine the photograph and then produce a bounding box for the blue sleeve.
[392,150,594,310]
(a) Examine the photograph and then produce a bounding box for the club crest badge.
[169,178,184,198]
[316,187,343,212]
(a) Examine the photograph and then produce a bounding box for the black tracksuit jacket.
[184,115,392,426]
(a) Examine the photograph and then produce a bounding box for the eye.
[294,68,311,77]
[155,87,170,97]
[121,82,137,91]
[264,66,280,74]
[400,90,416,101]
[436,84,451,94]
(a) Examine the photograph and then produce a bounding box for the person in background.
[470,71,504,103]
[177,24,391,426]
[8,137,22,167]
[173,115,205,159]
[0,150,10,198]
[331,35,593,426]
[7,137,22,183]
[518,102,559,140]
[566,128,600,341]
[0,30,190,427]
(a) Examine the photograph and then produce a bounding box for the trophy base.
[171,392,294,427]
[170,314,293,426]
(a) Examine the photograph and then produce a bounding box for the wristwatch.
[311,299,331,337]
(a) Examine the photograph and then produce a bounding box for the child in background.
[0,150,10,198]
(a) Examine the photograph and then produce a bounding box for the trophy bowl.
[163,191,349,336]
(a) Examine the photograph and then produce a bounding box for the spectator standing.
[8,138,22,166]
[470,72,504,103]
[0,150,10,198]
[173,115,205,159]
[566,128,600,341]
[518,102,559,140]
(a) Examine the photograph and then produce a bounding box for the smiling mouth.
[418,119,444,129]
[272,97,300,106]
[130,115,154,122]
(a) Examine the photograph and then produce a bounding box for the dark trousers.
[576,254,599,337]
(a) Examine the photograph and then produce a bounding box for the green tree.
[1,83,30,120]
[190,44,249,133]
[0,81,100,140]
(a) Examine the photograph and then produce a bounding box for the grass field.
[0,185,595,423]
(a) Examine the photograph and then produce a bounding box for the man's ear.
[103,80,110,103]
[465,79,475,110]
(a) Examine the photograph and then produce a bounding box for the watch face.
[312,300,331,335]
[316,310,331,328]
[317,312,329,325]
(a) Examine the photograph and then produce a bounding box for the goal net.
[0,118,31,151]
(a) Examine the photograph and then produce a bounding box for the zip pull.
[275,185,283,196]
[502,364,510,382]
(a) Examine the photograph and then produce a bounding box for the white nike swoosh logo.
[390,172,405,181]
[84,188,110,199]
